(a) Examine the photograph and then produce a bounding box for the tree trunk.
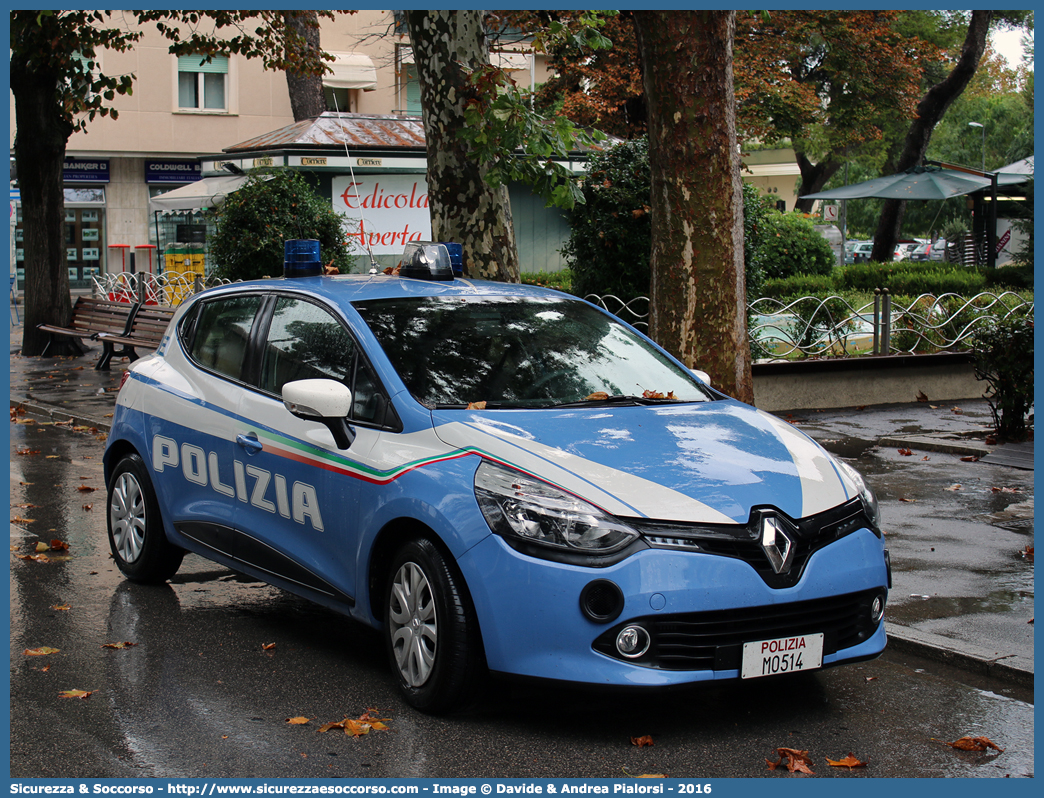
[793,151,842,214]
[283,11,327,122]
[406,10,520,282]
[11,58,77,357]
[871,10,993,262]
[633,11,753,404]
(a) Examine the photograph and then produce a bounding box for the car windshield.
[354,295,715,408]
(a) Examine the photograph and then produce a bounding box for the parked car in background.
[928,239,949,262]
[849,242,875,263]
[908,242,932,261]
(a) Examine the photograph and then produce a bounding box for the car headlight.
[836,459,883,536]
[474,460,640,559]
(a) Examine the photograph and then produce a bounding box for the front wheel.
[107,453,184,583]
[384,537,485,713]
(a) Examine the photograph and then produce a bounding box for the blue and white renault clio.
[105,242,890,713]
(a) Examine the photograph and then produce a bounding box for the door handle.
[236,432,263,455]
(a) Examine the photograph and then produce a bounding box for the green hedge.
[761,261,1030,300]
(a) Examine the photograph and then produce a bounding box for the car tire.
[107,453,184,584]
[384,537,485,714]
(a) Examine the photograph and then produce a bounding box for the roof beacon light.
[284,239,322,279]
[401,241,454,281]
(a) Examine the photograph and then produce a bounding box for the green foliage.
[835,261,987,295]
[457,16,612,211]
[208,169,356,281]
[561,138,652,300]
[760,212,836,279]
[762,274,837,298]
[972,315,1034,438]
[521,269,573,293]
[741,182,770,302]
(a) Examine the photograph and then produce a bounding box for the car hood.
[431,400,856,525]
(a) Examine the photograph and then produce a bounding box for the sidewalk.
[8,322,1034,686]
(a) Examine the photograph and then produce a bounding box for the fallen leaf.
[899,497,916,503]
[985,436,997,446]
[921,456,930,461]
[16,448,40,456]
[631,735,654,748]
[466,401,487,410]
[945,736,1004,752]
[951,407,964,415]
[585,391,609,401]
[262,643,277,651]
[318,710,391,737]
[767,748,815,774]
[898,448,914,456]
[49,540,69,553]
[35,542,50,552]
[51,604,70,611]
[827,753,868,769]
[621,769,667,778]
[59,689,93,700]
[287,716,310,725]
[916,391,929,402]
[11,516,35,525]
[12,503,40,509]
[16,553,49,562]
[24,647,60,656]
[1020,546,1033,562]
[101,641,137,650]
[945,484,962,491]
[960,456,979,462]
[83,504,93,511]
[77,485,97,493]
[641,390,664,399]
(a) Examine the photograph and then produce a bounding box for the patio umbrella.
[800,165,1022,202]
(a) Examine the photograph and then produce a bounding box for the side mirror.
[282,379,356,449]
[690,368,712,387]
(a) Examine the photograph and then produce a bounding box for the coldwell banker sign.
[331,174,430,256]
[146,160,201,183]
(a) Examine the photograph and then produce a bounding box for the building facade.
[10,10,800,287]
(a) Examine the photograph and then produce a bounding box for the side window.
[259,297,356,394]
[259,297,394,427]
[188,295,263,381]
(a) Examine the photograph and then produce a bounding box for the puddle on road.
[887,588,1035,623]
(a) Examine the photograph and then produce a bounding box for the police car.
[105,241,890,713]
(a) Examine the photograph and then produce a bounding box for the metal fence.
[87,275,1032,361]
[92,270,234,307]
[587,290,1034,360]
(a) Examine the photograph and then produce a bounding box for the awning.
[323,52,378,92]
[149,174,252,213]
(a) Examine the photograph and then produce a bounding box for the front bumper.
[458,527,888,686]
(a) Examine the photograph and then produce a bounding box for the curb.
[879,433,993,458]
[886,623,1033,687]
[10,398,113,434]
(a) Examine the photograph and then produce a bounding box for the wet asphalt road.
[9,421,1034,779]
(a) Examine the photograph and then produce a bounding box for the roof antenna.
[330,91,380,274]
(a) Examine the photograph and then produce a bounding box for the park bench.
[95,303,177,370]
[37,297,137,361]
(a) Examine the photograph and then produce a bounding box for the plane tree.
[10,10,335,356]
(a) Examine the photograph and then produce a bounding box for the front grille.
[630,499,872,589]
[593,589,884,671]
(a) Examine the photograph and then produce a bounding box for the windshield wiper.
[551,394,684,409]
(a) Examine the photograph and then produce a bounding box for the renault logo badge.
[759,514,795,574]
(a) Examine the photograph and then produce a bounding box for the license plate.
[740,633,824,679]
